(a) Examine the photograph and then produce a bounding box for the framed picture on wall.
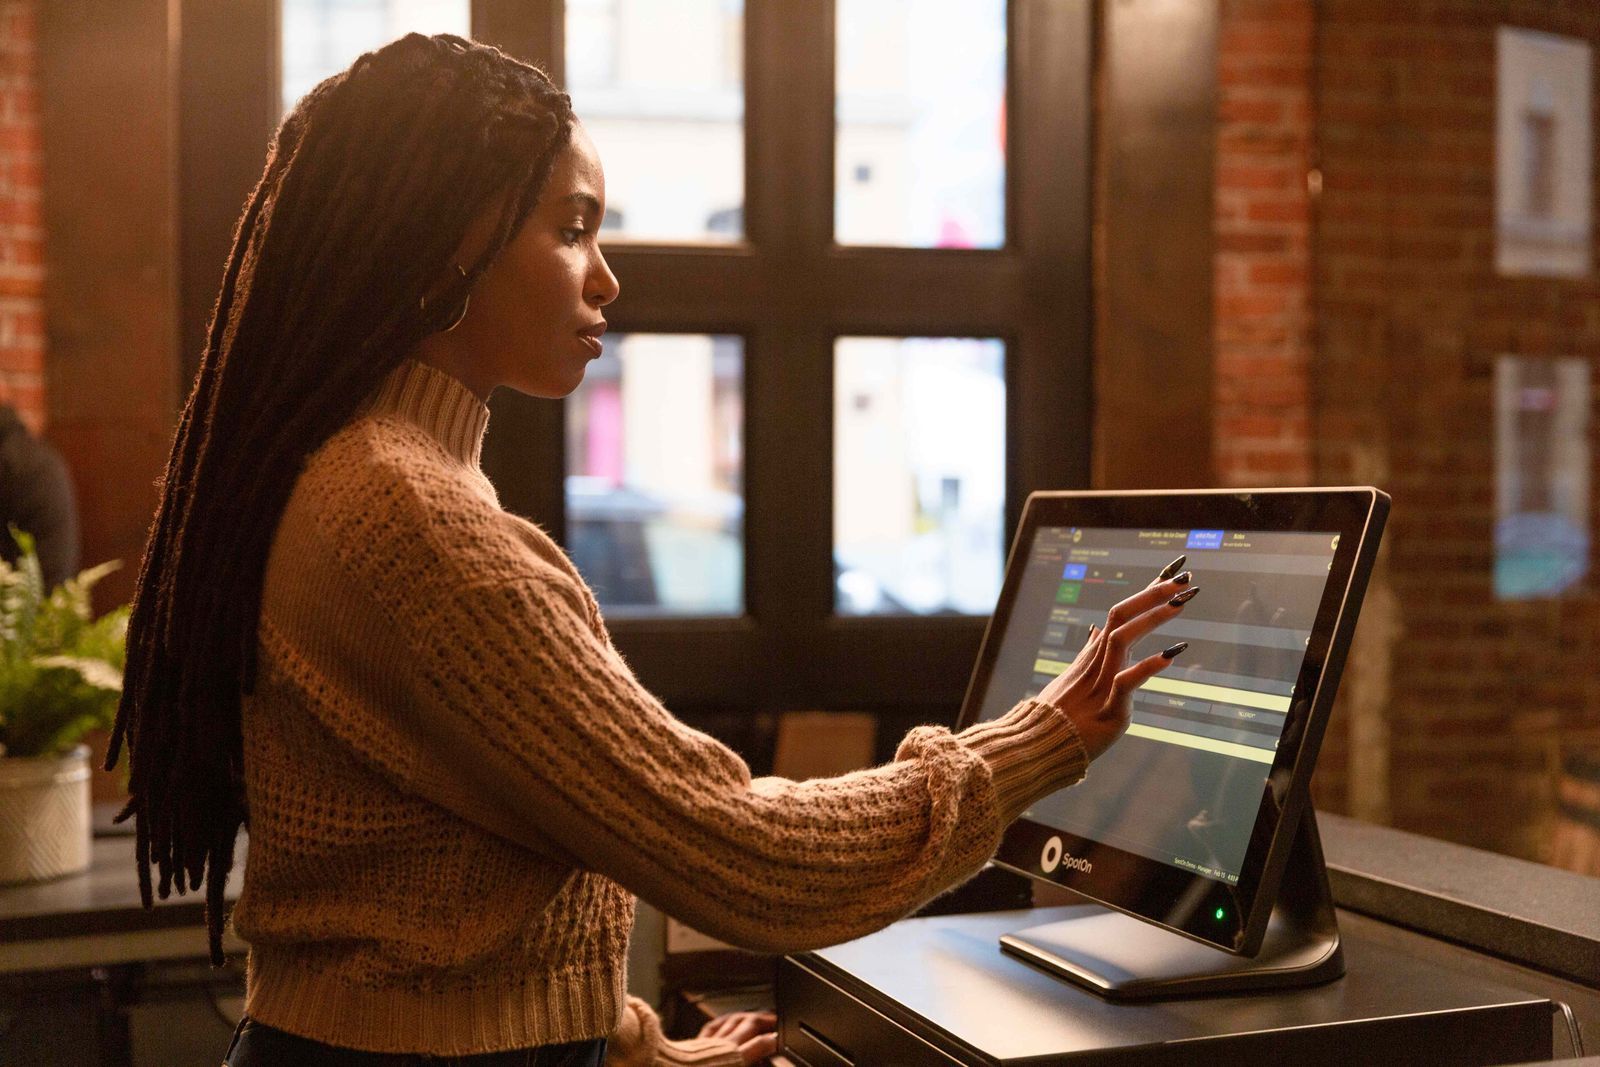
[1495,355,1590,600]
[1496,27,1592,279]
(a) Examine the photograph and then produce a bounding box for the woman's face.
[420,122,620,400]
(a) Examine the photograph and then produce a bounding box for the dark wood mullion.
[603,247,1024,334]
[178,0,280,388]
[819,617,988,706]
[475,0,568,538]
[591,248,764,323]
[1096,0,1217,490]
[747,0,835,256]
[743,322,834,706]
[472,0,564,82]
[739,0,837,706]
[809,249,1024,332]
[1010,0,1094,529]
[597,619,760,708]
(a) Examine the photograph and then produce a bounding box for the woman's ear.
[455,188,521,277]
[420,196,502,308]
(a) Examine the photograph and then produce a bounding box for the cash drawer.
[779,955,967,1066]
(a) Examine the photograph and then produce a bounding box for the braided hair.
[106,33,575,965]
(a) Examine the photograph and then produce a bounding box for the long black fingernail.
[1157,555,1186,581]
[1162,641,1189,659]
[1169,586,1200,606]
[1172,570,1192,585]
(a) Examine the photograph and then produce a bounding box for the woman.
[107,34,1194,1066]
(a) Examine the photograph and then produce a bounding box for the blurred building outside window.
[834,337,1005,616]
[835,0,1006,248]
[566,334,744,616]
[566,0,745,243]
[280,0,470,115]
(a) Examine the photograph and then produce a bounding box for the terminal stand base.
[999,807,1344,1000]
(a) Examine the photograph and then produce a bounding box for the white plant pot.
[0,744,92,884]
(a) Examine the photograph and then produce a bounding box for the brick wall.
[1314,0,1600,864]
[0,0,42,433]
[1213,0,1346,811]
[1216,0,1600,867]
[1214,0,1314,490]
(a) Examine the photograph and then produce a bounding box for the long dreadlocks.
[106,33,575,965]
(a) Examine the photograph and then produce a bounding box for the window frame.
[179,0,1093,716]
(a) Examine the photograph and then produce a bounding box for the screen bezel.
[955,487,1388,956]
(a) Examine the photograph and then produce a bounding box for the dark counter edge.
[0,891,213,943]
[4,810,1596,989]
[1319,812,1599,988]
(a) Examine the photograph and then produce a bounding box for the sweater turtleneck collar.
[365,359,490,468]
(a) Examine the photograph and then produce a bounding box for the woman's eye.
[560,227,584,246]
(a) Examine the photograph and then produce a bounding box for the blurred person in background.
[0,403,80,588]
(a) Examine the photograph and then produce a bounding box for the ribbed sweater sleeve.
[382,572,1081,952]
[605,997,743,1067]
[285,423,1088,957]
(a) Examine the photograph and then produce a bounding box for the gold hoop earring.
[423,264,471,333]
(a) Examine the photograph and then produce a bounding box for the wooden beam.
[1095,0,1218,490]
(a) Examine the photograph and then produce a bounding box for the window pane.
[566,334,744,615]
[835,337,1005,615]
[835,0,1006,248]
[566,0,745,242]
[280,0,471,115]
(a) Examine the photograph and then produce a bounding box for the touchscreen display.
[974,525,1339,884]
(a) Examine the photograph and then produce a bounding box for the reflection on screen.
[975,526,1338,884]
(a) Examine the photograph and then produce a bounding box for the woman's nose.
[589,253,620,307]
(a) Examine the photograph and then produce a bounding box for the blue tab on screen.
[1062,563,1088,581]
[1186,529,1225,550]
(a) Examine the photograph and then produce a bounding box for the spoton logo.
[1039,836,1092,875]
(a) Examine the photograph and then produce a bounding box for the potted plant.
[0,528,126,884]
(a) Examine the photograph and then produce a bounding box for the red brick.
[0,121,36,153]
[0,193,36,226]
[1217,413,1304,439]
[1244,196,1310,225]
[1218,95,1287,125]
[0,373,42,425]
[1219,59,1312,89]
[0,340,38,373]
[1217,291,1293,319]
[1246,260,1308,287]
[1217,230,1292,254]
[1219,26,1311,59]
[0,0,42,430]
[1218,161,1303,192]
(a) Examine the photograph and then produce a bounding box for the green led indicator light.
[1214,907,1226,921]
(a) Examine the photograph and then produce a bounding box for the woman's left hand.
[698,1011,778,1065]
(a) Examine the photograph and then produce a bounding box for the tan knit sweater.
[232,359,1089,1060]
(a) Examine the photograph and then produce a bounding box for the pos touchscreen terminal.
[955,488,1389,1000]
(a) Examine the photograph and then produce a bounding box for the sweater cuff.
[958,698,1088,824]
[608,996,744,1067]
[654,1037,745,1067]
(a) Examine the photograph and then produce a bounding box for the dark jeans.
[222,1016,607,1067]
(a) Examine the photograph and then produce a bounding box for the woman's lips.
[578,321,606,358]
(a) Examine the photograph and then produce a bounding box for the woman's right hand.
[696,1011,778,1065]
[1035,566,1197,762]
